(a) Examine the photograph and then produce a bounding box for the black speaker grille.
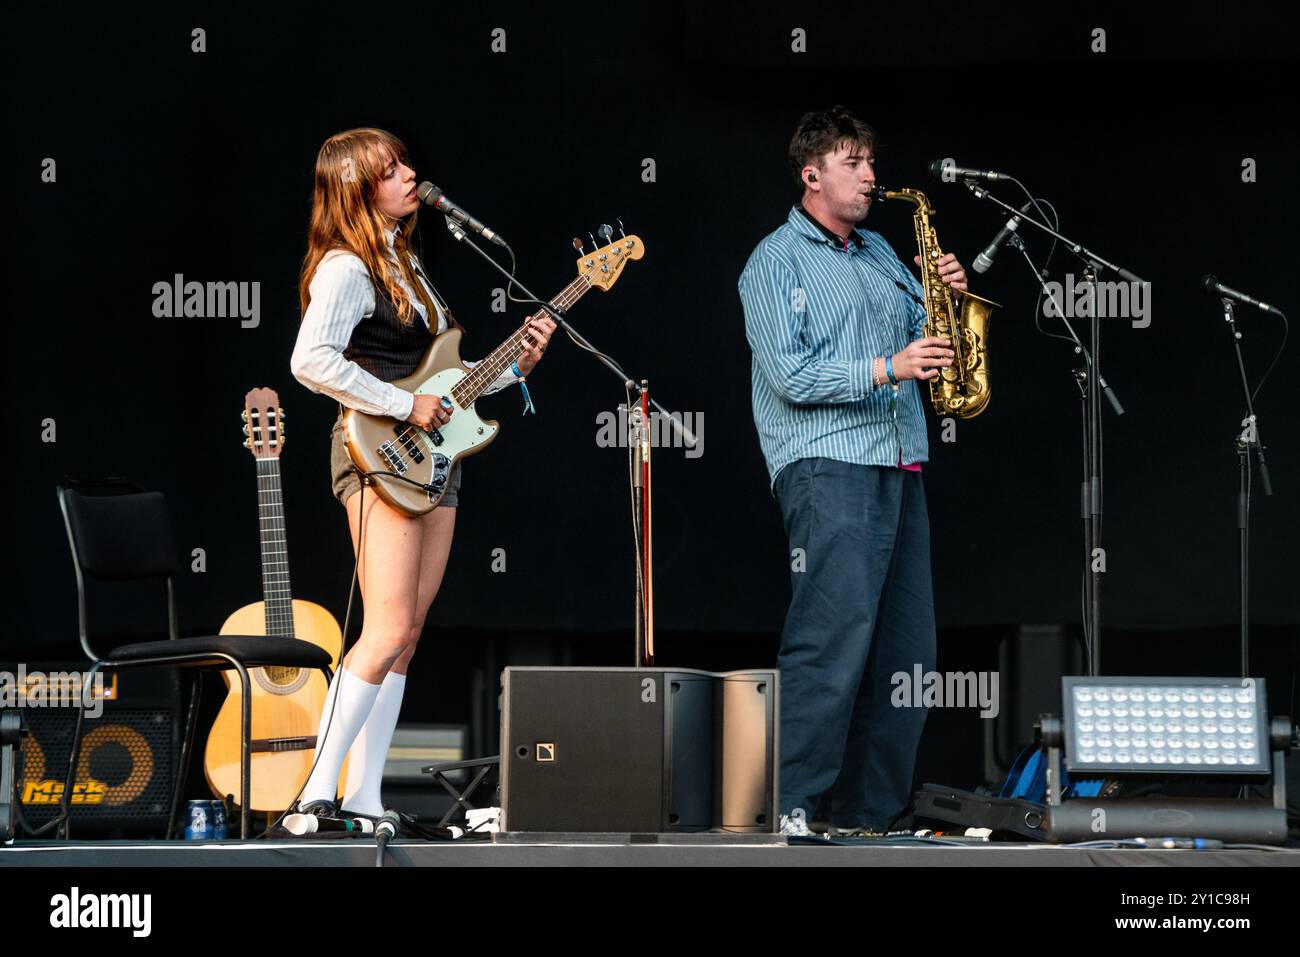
[18,710,174,829]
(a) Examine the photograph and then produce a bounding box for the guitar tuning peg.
[572,237,585,253]
[240,410,248,421]
[617,218,626,239]
[242,439,250,448]
[588,231,597,251]
[597,223,613,244]
[278,408,285,417]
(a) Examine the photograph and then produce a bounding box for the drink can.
[208,799,228,839]
[184,799,213,840]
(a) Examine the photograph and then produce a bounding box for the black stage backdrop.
[7,3,1296,673]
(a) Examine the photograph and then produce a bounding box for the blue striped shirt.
[739,205,930,487]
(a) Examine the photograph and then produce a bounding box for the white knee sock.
[299,666,382,807]
[341,670,406,817]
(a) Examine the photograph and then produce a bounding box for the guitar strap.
[336,256,462,421]
[409,248,464,334]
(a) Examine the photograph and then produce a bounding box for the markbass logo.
[23,779,108,805]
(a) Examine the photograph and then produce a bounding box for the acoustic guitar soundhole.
[262,667,300,686]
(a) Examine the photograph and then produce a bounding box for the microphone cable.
[259,476,371,837]
[260,457,456,839]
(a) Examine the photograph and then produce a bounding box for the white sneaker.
[779,813,813,837]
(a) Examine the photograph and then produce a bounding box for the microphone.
[928,159,1007,182]
[972,199,1035,274]
[373,809,402,867]
[1201,275,1282,316]
[283,813,376,836]
[416,182,507,247]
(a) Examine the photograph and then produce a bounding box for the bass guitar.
[343,229,644,516]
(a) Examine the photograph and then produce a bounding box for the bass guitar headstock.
[572,220,644,291]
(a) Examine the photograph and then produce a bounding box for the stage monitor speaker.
[7,664,179,834]
[499,667,777,833]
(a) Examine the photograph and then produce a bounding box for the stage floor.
[3,833,1298,867]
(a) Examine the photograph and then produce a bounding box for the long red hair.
[298,128,437,326]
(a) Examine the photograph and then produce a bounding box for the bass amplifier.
[6,664,179,834]
[500,667,778,833]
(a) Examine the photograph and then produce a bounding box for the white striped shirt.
[290,226,518,421]
[739,205,930,487]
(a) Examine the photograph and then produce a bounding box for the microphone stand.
[1220,297,1273,677]
[629,384,654,665]
[443,218,692,666]
[968,182,1139,676]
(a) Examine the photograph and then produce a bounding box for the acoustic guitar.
[343,228,644,516]
[203,388,348,810]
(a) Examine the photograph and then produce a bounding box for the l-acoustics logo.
[535,743,555,762]
[49,887,151,937]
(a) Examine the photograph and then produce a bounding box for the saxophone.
[871,186,999,419]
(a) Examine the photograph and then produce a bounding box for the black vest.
[343,277,438,382]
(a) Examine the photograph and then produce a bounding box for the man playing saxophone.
[738,105,968,837]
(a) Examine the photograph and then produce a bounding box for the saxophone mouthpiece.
[869,186,889,201]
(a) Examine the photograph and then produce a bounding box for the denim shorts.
[328,414,461,508]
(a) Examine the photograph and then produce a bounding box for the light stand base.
[1048,797,1287,844]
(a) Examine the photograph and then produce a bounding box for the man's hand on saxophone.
[915,251,969,296]
[872,337,956,384]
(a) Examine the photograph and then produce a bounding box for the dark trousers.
[773,457,936,829]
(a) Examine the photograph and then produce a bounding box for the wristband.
[885,354,899,386]
[511,361,536,415]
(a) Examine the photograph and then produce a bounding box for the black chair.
[54,480,334,839]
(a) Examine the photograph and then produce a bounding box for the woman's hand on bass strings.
[516,316,557,375]
[407,394,453,430]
